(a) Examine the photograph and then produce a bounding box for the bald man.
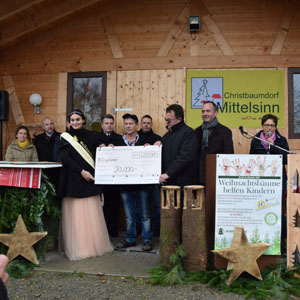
[34,117,61,162]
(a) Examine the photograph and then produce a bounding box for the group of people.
[3,101,289,262]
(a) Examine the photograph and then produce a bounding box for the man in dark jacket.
[159,104,198,187]
[34,117,61,162]
[33,117,61,187]
[97,114,123,237]
[139,115,161,237]
[195,101,234,185]
[98,114,124,147]
[139,115,161,145]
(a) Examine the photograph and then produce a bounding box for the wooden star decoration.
[212,226,270,285]
[0,214,47,265]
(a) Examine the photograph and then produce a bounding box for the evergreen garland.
[149,246,300,299]
[0,173,61,277]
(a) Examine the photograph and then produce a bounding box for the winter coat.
[161,121,198,187]
[97,131,124,146]
[250,129,289,193]
[195,122,234,185]
[57,128,102,198]
[33,130,61,162]
[250,130,289,164]
[138,129,161,145]
[5,139,39,162]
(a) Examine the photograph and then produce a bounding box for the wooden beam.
[270,11,293,55]
[202,15,234,56]
[106,70,117,115]
[189,0,234,56]
[1,55,300,75]
[56,72,67,133]
[0,0,46,23]
[156,3,189,57]
[102,16,124,58]
[2,76,25,125]
[0,0,106,48]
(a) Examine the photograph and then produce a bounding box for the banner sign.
[215,154,282,255]
[0,162,62,189]
[95,145,161,184]
[0,168,41,189]
[186,69,285,129]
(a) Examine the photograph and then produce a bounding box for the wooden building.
[1,0,300,155]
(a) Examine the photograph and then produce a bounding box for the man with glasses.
[195,100,234,185]
[159,104,198,188]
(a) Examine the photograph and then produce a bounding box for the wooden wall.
[115,69,185,135]
[1,0,300,156]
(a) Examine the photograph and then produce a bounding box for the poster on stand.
[215,154,282,255]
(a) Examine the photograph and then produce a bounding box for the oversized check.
[95,145,161,184]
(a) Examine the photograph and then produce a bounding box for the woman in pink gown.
[58,109,113,260]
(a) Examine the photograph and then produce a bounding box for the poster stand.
[205,154,281,269]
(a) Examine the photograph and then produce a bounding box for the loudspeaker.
[0,91,9,121]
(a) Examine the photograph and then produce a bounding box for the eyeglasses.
[263,124,276,128]
[164,118,176,123]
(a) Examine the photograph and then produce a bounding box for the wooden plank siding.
[115,69,185,136]
[0,0,300,157]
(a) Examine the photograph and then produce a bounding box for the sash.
[61,132,95,169]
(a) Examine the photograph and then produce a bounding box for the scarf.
[260,131,276,151]
[67,127,94,159]
[17,139,30,149]
[201,118,219,150]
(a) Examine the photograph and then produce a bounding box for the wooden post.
[160,185,181,267]
[182,185,207,272]
[287,154,300,268]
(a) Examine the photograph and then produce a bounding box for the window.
[67,72,107,132]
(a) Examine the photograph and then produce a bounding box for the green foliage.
[6,258,35,278]
[0,173,60,232]
[149,255,300,300]
[0,173,61,274]
[149,245,186,285]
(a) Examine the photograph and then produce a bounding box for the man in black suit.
[98,114,123,237]
[34,117,61,162]
[139,115,161,236]
[195,101,234,185]
[33,117,61,187]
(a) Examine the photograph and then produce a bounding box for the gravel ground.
[6,271,248,300]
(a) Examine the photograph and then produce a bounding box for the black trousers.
[103,186,121,235]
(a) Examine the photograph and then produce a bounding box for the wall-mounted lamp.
[189,15,200,40]
[29,93,42,114]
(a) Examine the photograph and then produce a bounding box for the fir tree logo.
[191,77,223,109]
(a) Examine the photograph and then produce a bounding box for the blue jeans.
[120,189,152,243]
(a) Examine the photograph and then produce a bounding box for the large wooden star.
[212,226,270,285]
[0,215,47,265]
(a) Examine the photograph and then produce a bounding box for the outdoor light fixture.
[29,93,42,114]
[189,15,200,40]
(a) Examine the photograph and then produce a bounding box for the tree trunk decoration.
[160,185,181,267]
[182,185,207,272]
